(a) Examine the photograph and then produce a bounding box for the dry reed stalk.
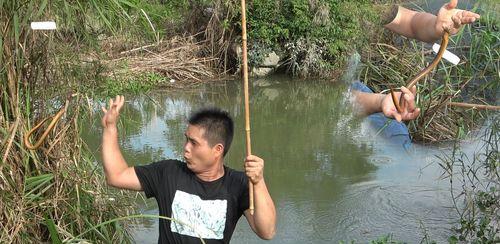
[106,36,217,87]
[447,102,500,110]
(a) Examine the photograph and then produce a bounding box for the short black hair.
[188,107,234,156]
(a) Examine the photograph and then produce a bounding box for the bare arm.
[243,155,276,240]
[352,86,420,122]
[351,90,385,116]
[385,0,480,43]
[385,6,440,43]
[101,95,142,190]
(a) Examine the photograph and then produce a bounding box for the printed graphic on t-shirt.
[170,190,227,239]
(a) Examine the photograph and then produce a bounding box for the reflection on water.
[81,76,467,243]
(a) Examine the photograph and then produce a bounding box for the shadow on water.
[81,74,470,243]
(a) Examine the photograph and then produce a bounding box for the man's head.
[183,107,234,173]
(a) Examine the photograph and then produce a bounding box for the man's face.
[183,125,221,173]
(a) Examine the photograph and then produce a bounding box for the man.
[351,0,479,147]
[101,97,276,243]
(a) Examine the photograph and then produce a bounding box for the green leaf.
[0,34,3,66]
[91,0,114,32]
[13,12,20,45]
[35,0,48,19]
[448,235,458,244]
[44,214,62,244]
[24,173,54,200]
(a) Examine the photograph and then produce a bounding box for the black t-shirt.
[134,160,250,244]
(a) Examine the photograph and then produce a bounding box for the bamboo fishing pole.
[240,0,254,215]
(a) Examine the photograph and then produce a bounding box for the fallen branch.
[447,102,500,111]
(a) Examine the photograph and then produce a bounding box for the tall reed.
[0,0,148,242]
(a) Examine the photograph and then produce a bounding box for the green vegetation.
[0,0,151,242]
[241,0,379,76]
[439,118,499,243]
[100,72,163,97]
[150,0,383,77]
[0,0,214,241]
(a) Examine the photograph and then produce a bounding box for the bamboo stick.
[240,0,254,215]
[447,102,500,110]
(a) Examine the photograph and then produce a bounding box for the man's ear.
[214,143,224,156]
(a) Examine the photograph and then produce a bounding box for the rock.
[254,79,272,87]
[251,67,273,77]
[233,42,281,77]
[261,51,280,67]
[251,51,281,77]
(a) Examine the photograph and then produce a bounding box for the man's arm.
[101,95,142,191]
[243,155,276,240]
[352,86,420,122]
[351,91,385,116]
[385,0,480,43]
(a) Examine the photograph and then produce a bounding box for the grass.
[70,214,206,244]
[0,1,215,241]
[437,116,499,243]
[0,0,156,242]
[100,72,160,97]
